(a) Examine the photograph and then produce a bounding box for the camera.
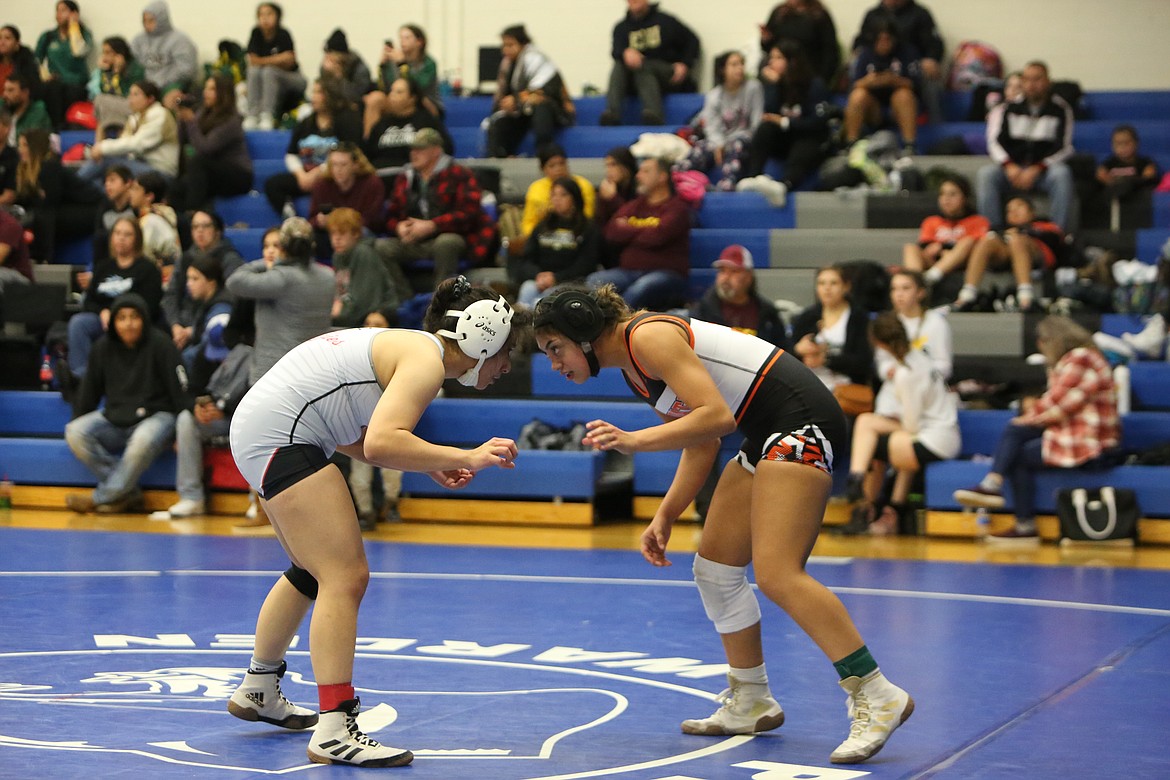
[177,94,198,109]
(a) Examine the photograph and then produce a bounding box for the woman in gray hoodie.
[130,1,198,109]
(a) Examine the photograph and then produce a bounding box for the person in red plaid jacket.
[379,127,497,293]
[953,316,1120,540]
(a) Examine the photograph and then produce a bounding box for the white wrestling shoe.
[680,674,785,736]
[308,698,414,768]
[226,661,318,730]
[830,669,914,764]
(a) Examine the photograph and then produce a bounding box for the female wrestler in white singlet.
[224,277,531,768]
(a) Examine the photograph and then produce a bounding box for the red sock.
[318,682,355,712]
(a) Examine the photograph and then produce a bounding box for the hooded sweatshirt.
[131,1,199,93]
[74,292,189,426]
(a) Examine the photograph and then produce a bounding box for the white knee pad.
[693,555,761,635]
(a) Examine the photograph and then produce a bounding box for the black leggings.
[170,156,253,214]
[746,123,826,187]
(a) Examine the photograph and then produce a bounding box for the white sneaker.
[1122,313,1166,358]
[680,674,785,736]
[242,115,260,131]
[308,698,413,767]
[167,498,205,518]
[227,661,318,730]
[1093,331,1136,359]
[830,670,914,764]
[258,114,275,131]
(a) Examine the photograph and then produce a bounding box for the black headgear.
[534,289,605,377]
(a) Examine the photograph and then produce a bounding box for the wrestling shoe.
[227,661,317,729]
[830,670,914,764]
[952,484,1005,509]
[680,674,785,736]
[307,698,413,768]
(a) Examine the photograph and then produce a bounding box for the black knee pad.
[284,565,318,600]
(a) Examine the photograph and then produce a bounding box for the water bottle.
[451,69,463,97]
[975,508,991,538]
[1114,363,1131,415]
[39,350,54,391]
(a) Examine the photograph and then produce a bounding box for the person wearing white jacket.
[79,79,180,185]
[844,311,960,535]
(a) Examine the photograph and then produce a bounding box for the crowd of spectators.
[0,0,1153,531]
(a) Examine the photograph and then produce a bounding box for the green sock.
[833,645,878,680]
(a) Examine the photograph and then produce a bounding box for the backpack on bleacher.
[947,40,1003,91]
[838,260,891,315]
[205,39,247,85]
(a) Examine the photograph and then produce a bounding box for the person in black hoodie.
[599,0,700,126]
[64,292,189,514]
[514,177,600,307]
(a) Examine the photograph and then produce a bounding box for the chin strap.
[455,357,487,387]
[581,341,601,377]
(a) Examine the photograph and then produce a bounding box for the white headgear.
[437,295,514,386]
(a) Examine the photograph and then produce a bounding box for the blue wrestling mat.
[2,528,1169,778]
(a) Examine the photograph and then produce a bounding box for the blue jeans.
[585,267,689,310]
[991,423,1112,523]
[175,409,231,502]
[67,312,105,378]
[77,156,162,189]
[65,410,176,504]
[976,162,1075,232]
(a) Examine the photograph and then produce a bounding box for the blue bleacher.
[1155,194,1170,228]
[223,227,269,259]
[1137,228,1169,262]
[244,130,291,160]
[214,192,280,229]
[698,192,794,229]
[1131,363,1170,411]
[51,237,92,267]
[1083,91,1170,121]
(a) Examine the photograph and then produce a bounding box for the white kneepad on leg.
[693,555,761,634]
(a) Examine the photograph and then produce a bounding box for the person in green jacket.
[34,0,93,128]
[89,35,146,143]
[326,206,399,328]
[2,73,52,142]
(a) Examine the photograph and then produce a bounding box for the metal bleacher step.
[769,227,918,268]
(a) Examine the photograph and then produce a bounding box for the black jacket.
[853,0,943,61]
[74,292,189,426]
[987,95,1075,169]
[789,303,873,385]
[611,3,700,69]
[691,288,792,351]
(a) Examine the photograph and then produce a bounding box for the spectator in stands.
[66,216,163,384]
[514,177,600,307]
[265,78,361,217]
[79,79,180,185]
[954,195,1063,312]
[902,174,989,286]
[15,127,98,262]
[0,109,13,206]
[843,312,959,535]
[842,19,919,155]
[677,51,762,191]
[691,244,790,348]
[163,210,244,352]
[790,265,874,393]
[319,29,371,110]
[595,145,637,227]
[150,254,237,519]
[224,278,528,767]
[225,216,333,385]
[128,170,180,269]
[326,206,398,328]
[852,0,943,122]
[520,143,596,246]
[742,41,831,199]
[486,24,574,159]
[876,269,951,390]
[243,2,306,131]
[367,24,441,121]
[0,205,33,292]
[758,1,840,86]
[131,1,198,111]
[1087,124,1161,224]
[532,285,913,766]
[362,76,445,173]
[34,1,93,128]
[588,156,689,310]
[955,316,1120,541]
[977,61,1075,233]
[599,0,700,126]
[380,128,498,292]
[0,26,43,105]
[90,163,136,264]
[64,291,187,514]
[2,73,51,143]
[309,143,384,253]
[170,73,253,214]
[89,36,145,144]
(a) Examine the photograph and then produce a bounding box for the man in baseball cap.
[712,243,754,271]
[693,244,789,348]
[409,127,444,149]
